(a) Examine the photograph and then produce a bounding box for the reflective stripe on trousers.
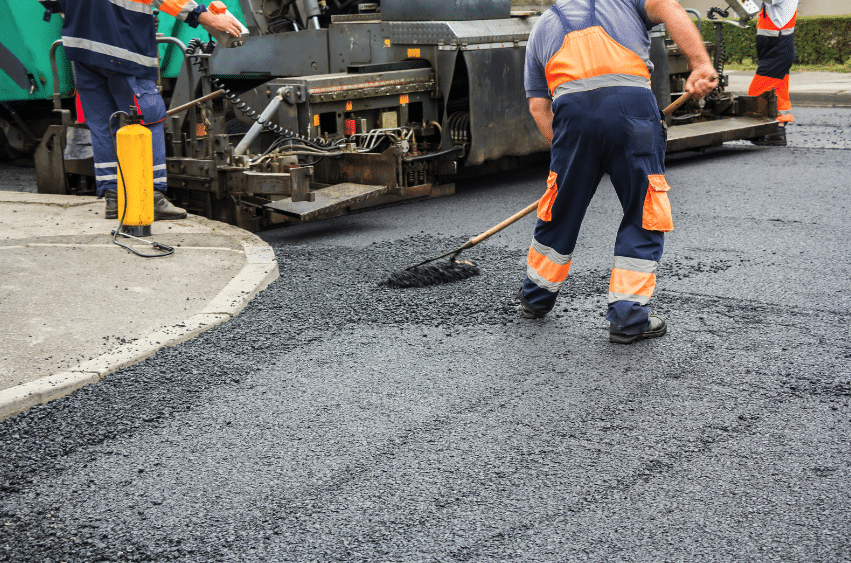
[527,239,573,293]
[609,256,658,305]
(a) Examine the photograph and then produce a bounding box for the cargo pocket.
[642,174,674,232]
[127,76,167,125]
[537,171,558,222]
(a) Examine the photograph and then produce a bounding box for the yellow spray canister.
[115,115,154,237]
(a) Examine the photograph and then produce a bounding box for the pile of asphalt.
[379,259,481,289]
[1,109,850,562]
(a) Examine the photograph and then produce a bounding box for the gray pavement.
[0,189,278,419]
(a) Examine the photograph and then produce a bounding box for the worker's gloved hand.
[38,0,63,21]
[197,10,243,37]
[686,63,720,100]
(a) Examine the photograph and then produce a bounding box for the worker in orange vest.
[749,0,799,146]
[518,0,718,343]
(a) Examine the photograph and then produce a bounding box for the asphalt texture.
[2,107,850,562]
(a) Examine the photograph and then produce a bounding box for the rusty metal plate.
[666,117,781,152]
[314,148,399,188]
[35,126,67,195]
[265,183,390,222]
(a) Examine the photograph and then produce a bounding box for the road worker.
[39,0,242,220]
[749,0,798,146]
[517,0,718,344]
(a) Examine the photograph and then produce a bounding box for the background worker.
[748,0,799,146]
[517,0,718,344]
[39,0,242,220]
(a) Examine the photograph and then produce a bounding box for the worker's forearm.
[645,0,717,98]
[529,98,554,146]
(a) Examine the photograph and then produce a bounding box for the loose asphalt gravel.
[1,107,850,562]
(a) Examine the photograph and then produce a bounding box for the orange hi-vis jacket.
[524,0,656,100]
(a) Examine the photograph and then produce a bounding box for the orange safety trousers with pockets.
[748,9,797,122]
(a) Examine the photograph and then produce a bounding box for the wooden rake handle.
[167,89,225,117]
[453,199,541,257]
[662,91,693,116]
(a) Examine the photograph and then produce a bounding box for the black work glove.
[39,0,63,22]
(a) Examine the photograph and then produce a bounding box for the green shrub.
[700,15,851,65]
[794,17,851,64]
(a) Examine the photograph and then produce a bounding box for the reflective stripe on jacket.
[55,0,204,81]
[756,6,797,36]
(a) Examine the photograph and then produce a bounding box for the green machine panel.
[0,0,249,103]
[0,0,72,102]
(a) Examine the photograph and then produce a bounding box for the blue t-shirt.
[525,0,656,98]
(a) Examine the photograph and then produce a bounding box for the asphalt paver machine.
[33,0,781,231]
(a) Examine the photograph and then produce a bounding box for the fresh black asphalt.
[1,108,849,562]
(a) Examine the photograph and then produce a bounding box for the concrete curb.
[724,71,851,109]
[790,92,851,108]
[0,216,279,421]
[727,89,851,108]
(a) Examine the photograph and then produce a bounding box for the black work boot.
[153,190,188,221]
[516,289,551,319]
[104,189,118,219]
[751,127,787,147]
[609,315,667,344]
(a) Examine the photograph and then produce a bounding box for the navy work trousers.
[73,62,168,197]
[520,86,670,336]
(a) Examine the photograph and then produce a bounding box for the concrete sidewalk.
[0,192,278,419]
[726,70,851,107]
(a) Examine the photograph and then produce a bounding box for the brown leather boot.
[104,190,118,219]
[153,190,187,220]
